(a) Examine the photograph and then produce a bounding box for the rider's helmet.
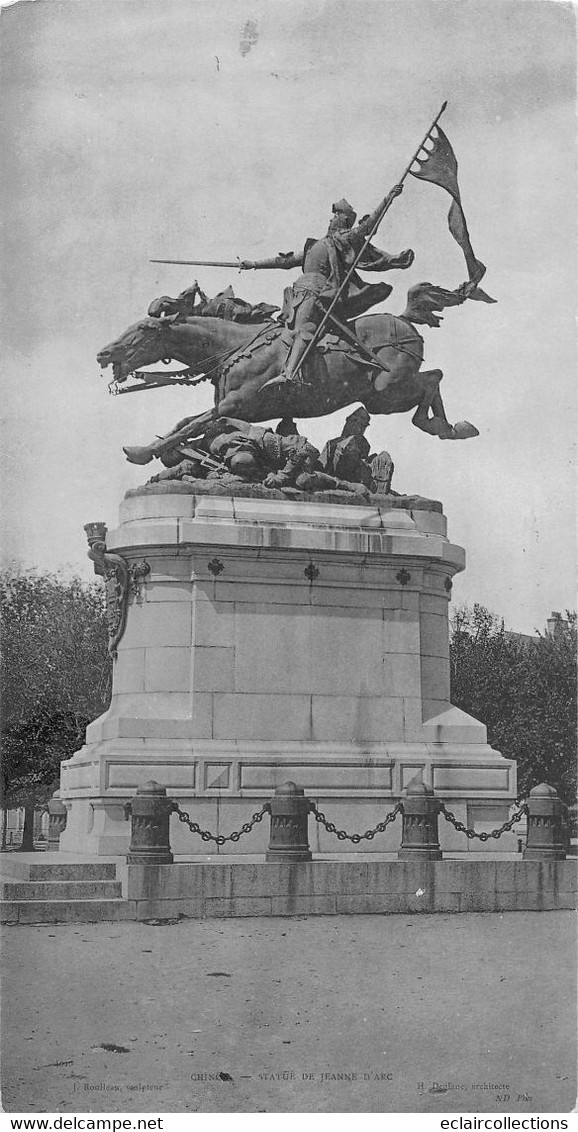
[342,406,371,435]
[331,198,357,229]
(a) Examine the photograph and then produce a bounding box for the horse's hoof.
[451,420,480,440]
[123,445,154,465]
[428,419,455,439]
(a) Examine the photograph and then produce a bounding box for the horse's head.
[97,316,176,382]
[401,282,465,328]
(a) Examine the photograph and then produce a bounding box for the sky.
[0,0,575,633]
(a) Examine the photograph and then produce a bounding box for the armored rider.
[239,186,414,388]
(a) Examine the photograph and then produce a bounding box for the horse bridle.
[106,318,242,396]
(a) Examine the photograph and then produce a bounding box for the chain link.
[174,796,529,848]
[439,802,528,842]
[174,802,270,846]
[309,801,403,843]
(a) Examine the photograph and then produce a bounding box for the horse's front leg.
[123,407,218,464]
[412,370,479,441]
[411,370,455,438]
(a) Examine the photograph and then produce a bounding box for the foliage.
[450,603,577,802]
[0,567,112,813]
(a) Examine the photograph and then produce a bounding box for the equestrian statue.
[98,103,495,470]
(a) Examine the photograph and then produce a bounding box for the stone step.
[0,880,123,901]
[0,899,135,924]
[0,861,117,883]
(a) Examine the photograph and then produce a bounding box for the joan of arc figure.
[239,186,414,387]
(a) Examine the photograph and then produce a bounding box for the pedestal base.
[60,492,516,855]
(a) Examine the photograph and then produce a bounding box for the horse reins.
[106,315,421,396]
[107,320,276,396]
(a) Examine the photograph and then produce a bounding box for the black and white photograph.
[1,0,576,1118]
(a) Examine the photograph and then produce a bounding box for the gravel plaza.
[1,910,576,1114]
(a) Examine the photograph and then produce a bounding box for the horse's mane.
[179,315,276,336]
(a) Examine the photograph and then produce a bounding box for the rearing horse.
[97,299,478,464]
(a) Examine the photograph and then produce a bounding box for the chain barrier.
[309,800,403,843]
[174,795,529,849]
[439,802,528,842]
[174,802,270,846]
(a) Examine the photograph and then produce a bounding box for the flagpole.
[292,100,448,383]
[395,99,448,186]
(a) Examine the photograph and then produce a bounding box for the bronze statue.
[149,417,310,488]
[97,281,478,467]
[320,407,394,495]
[238,188,414,389]
[147,416,381,500]
[99,105,496,469]
[275,418,300,436]
[148,280,279,324]
[202,417,318,488]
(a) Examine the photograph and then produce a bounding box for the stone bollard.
[47,791,68,849]
[125,781,176,865]
[266,782,312,862]
[398,780,442,860]
[523,783,567,860]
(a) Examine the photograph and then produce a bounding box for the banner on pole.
[410,126,495,303]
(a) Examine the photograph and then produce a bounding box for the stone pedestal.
[60,489,516,855]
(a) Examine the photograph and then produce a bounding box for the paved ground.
[1,911,576,1114]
